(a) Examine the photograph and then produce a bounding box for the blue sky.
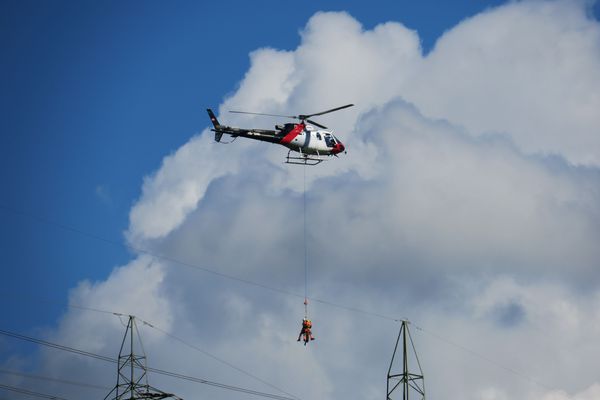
[2,1,600,399]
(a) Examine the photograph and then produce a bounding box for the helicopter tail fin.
[207,108,224,142]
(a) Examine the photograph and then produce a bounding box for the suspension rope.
[303,164,308,318]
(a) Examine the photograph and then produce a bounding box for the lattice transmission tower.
[103,315,181,400]
[386,320,425,400]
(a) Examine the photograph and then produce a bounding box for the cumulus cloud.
[404,0,600,165]
[4,2,600,400]
[540,384,600,400]
[127,135,240,243]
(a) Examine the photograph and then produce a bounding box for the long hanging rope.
[303,164,308,318]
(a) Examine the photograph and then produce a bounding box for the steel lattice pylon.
[386,320,425,400]
[103,315,181,400]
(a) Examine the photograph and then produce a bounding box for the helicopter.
[207,104,353,165]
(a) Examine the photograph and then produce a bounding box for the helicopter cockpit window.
[324,134,336,147]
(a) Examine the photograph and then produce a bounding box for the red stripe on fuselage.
[280,123,305,145]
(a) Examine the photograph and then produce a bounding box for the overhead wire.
[0,296,302,399]
[144,367,295,400]
[0,205,555,390]
[136,317,300,400]
[0,329,115,363]
[410,322,552,390]
[0,368,110,391]
[0,205,304,303]
[0,329,297,400]
[0,383,69,400]
[0,204,399,322]
[0,311,552,395]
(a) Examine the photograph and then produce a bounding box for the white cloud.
[403,0,600,165]
[5,2,600,400]
[49,255,173,352]
[539,384,600,400]
[127,134,239,243]
[359,101,600,282]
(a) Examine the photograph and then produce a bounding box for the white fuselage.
[286,125,341,155]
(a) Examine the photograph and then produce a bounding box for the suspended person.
[297,318,315,345]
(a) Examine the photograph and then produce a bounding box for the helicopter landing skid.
[285,150,326,166]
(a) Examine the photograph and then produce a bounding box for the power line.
[0,328,297,400]
[411,323,552,390]
[0,329,114,363]
[0,368,110,391]
[0,383,69,400]
[0,205,557,390]
[0,289,551,393]
[117,313,299,400]
[145,367,296,400]
[0,300,300,400]
[137,318,299,400]
[0,206,300,299]
[0,204,399,322]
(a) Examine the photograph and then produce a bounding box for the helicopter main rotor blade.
[229,103,353,126]
[299,104,354,119]
[229,110,295,118]
[306,119,328,129]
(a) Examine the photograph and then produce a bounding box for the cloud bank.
[4,2,600,400]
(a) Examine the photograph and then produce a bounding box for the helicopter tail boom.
[207,109,224,142]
